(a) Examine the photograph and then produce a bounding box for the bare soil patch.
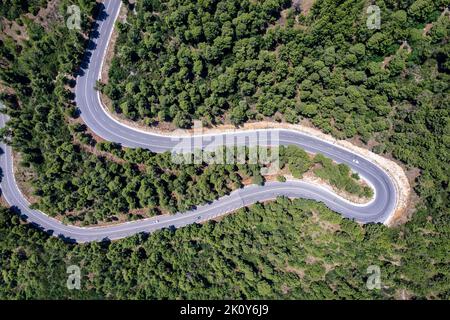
[297,0,315,16]
[0,0,63,44]
[285,265,305,278]
[0,18,28,43]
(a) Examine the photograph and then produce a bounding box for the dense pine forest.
[0,0,48,20]
[0,199,445,299]
[0,0,448,299]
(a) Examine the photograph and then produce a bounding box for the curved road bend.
[0,0,397,242]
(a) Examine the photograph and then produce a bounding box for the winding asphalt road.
[0,0,397,242]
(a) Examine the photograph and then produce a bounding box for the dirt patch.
[0,18,28,43]
[0,0,63,44]
[0,196,9,208]
[297,0,315,16]
[381,55,394,70]
[0,83,16,96]
[305,255,319,265]
[285,264,305,278]
[396,288,414,300]
[275,8,290,27]
[423,23,434,36]
[28,0,63,30]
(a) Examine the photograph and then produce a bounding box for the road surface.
[0,0,397,242]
